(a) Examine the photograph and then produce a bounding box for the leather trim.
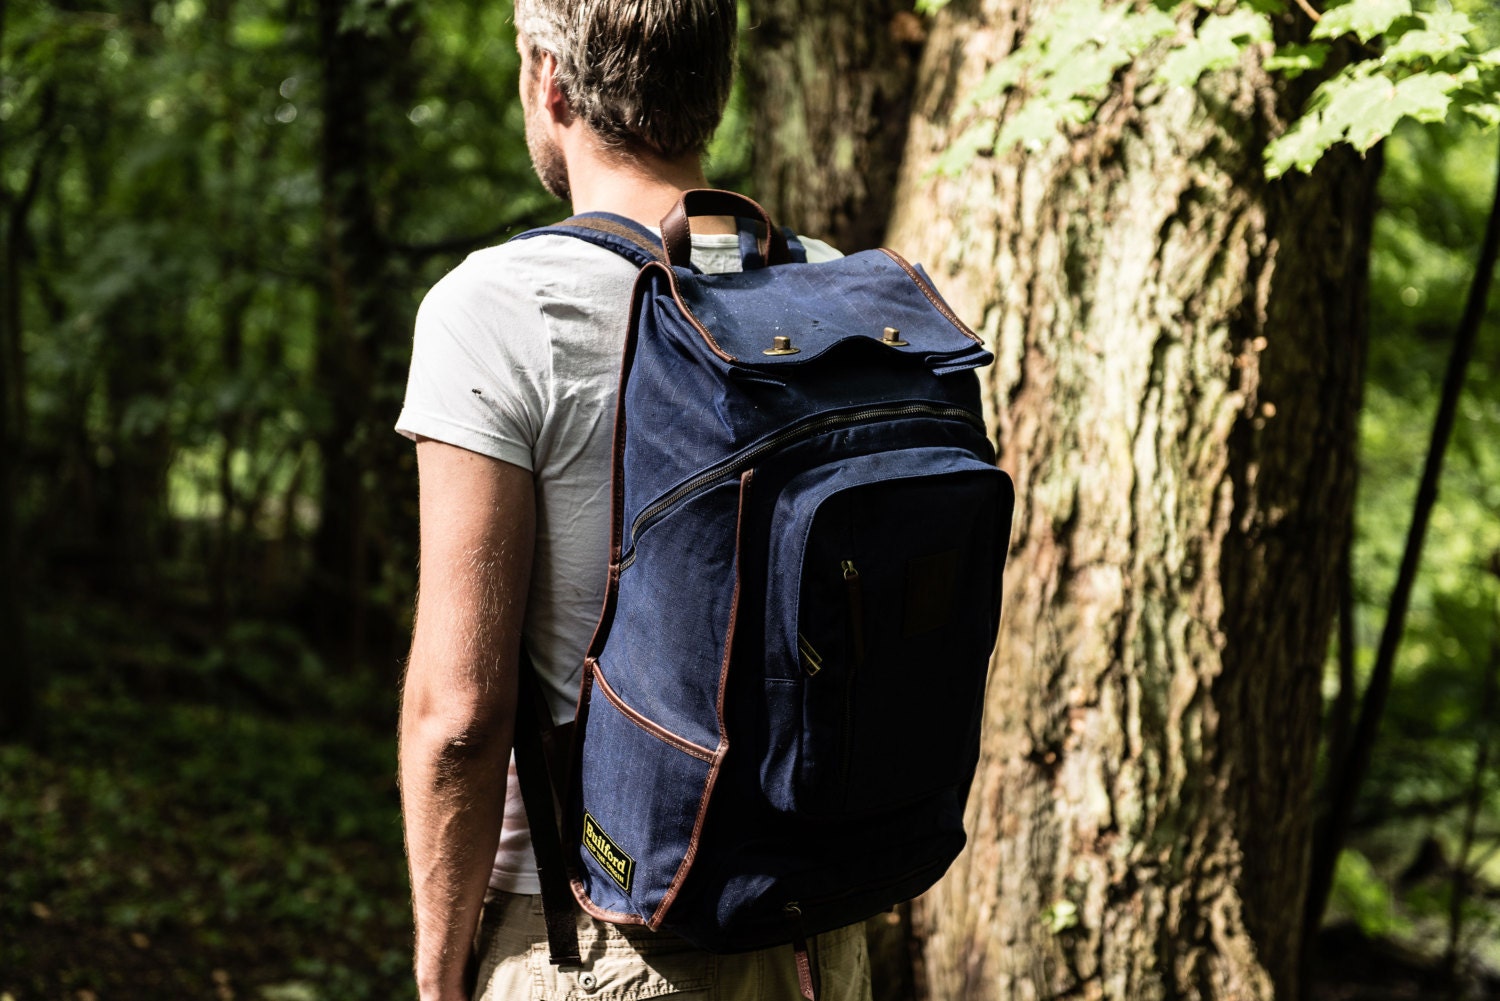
[591,663,715,763]
[662,189,788,269]
[659,262,738,364]
[583,265,658,665]
[570,878,649,926]
[648,468,751,927]
[876,248,983,344]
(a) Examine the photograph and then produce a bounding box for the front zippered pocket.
[619,402,984,571]
[757,446,1014,815]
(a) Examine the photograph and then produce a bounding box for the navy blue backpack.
[511,190,1014,986]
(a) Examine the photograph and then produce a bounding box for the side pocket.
[761,446,1015,816]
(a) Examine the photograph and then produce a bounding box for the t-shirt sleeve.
[798,235,843,263]
[394,251,552,472]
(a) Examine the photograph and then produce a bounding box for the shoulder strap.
[513,648,582,967]
[511,211,666,268]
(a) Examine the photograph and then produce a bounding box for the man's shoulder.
[419,232,639,321]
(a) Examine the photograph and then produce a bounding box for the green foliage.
[1315,0,1412,43]
[1331,849,1409,937]
[924,0,1500,178]
[1329,111,1500,965]
[0,673,411,998]
[1266,5,1500,176]
[936,0,1174,170]
[1156,7,1271,88]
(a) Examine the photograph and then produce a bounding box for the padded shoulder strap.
[512,212,665,268]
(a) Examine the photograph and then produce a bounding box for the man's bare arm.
[399,439,535,1001]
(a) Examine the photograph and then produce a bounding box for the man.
[394,2,871,999]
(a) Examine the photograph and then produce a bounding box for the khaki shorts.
[474,892,873,1001]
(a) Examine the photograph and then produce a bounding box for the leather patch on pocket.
[583,812,635,894]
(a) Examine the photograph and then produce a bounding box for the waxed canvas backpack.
[511,190,1014,985]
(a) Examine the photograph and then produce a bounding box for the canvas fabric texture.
[395,229,840,893]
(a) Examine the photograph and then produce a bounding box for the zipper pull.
[842,560,866,669]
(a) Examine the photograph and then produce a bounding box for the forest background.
[1,0,1498,999]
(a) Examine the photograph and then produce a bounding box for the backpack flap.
[670,248,992,377]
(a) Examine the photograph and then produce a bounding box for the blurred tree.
[743,0,924,251]
[309,0,414,666]
[0,0,38,741]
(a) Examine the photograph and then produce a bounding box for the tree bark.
[743,0,924,251]
[880,4,1375,999]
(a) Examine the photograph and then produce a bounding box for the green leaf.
[1267,63,1466,177]
[1330,71,1455,151]
[1462,101,1500,127]
[995,99,1068,154]
[1383,16,1475,66]
[1156,8,1273,88]
[1042,900,1080,933]
[1265,42,1330,78]
[1051,43,1128,99]
[1265,117,1333,178]
[934,120,998,177]
[914,0,951,13]
[1311,0,1412,43]
[970,58,1030,106]
[1419,12,1474,36]
[1115,6,1178,53]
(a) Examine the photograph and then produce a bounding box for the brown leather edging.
[582,264,662,666]
[647,468,751,928]
[877,248,983,344]
[570,879,648,926]
[568,263,664,927]
[661,189,787,269]
[563,659,660,927]
[592,663,715,763]
[660,263,739,364]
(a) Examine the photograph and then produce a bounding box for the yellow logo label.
[583,812,635,894]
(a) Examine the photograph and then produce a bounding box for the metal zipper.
[618,402,983,570]
[839,559,864,788]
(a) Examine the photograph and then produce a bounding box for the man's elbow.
[400,662,516,766]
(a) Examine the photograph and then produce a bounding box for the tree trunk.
[0,55,48,743]
[0,209,30,741]
[881,4,1375,999]
[311,0,411,666]
[744,0,924,251]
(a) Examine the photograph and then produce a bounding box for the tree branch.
[1292,0,1322,25]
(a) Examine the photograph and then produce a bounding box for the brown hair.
[514,0,737,160]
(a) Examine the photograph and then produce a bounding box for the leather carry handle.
[661,189,792,269]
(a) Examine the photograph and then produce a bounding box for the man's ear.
[535,51,573,126]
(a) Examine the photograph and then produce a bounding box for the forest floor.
[1,610,1495,1001]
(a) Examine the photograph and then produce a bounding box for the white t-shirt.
[396,227,840,892]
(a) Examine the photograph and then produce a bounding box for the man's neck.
[562,138,735,235]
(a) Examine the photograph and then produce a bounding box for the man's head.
[513,0,738,164]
